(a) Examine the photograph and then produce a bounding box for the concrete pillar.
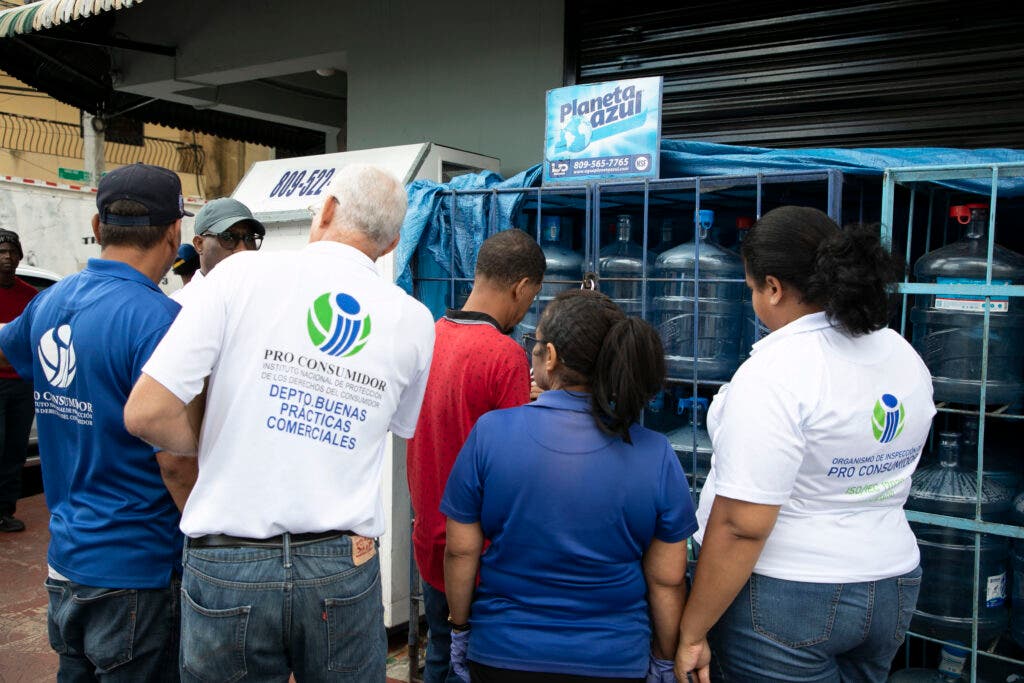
[82,112,105,186]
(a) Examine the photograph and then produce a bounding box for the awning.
[0,0,143,38]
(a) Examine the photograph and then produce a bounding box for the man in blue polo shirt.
[0,163,197,681]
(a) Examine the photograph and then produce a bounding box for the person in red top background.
[0,229,40,532]
[407,228,546,683]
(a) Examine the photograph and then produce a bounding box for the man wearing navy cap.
[0,163,197,680]
[172,243,200,287]
[171,197,264,304]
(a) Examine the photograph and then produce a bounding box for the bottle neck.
[616,225,632,242]
[938,433,960,468]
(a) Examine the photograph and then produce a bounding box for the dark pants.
[0,377,33,515]
[422,581,463,683]
[45,576,181,682]
[468,662,643,683]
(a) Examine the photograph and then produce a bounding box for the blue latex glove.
[647,655,675,683]
[450,629,470,683]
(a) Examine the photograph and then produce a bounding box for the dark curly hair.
[539,289,666,443]
[741,206,902,336]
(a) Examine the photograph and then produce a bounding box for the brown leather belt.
[187,530,353,549]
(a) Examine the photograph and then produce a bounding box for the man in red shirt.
[407,228,545,683]
[0,230,40,531]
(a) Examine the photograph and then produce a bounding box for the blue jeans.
[180,534,385,682]
[0,377,33,515]
[45,576,181,682]
[708,566,923,682]
[421,581,463,683]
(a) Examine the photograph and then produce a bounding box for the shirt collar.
[528,389,592,413]
[443,309,505,333]
[304,240,378,274]
[85,258,161,292]
[750,310,832,355]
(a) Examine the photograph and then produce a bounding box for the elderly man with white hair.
[125,164,435,682]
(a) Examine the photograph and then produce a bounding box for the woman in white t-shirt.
[675,206,935,682]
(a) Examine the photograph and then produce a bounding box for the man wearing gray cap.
[171,197,265,304]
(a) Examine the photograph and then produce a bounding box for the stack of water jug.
[892,202,1024,680]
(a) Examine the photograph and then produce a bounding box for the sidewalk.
[0,493,418,682]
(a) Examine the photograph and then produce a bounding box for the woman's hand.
[449,629,470,682]
[674,638,711,683]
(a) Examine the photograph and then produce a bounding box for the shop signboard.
[543,76,663,185]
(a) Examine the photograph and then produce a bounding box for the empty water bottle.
[907,432,1012,645]
[959,416,1020,491]
[598,214,652,315]
[652,210,746,380]
[667,397,713,490]
[912,203,1024,405]
[521,215,584,335]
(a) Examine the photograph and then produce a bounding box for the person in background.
[172,243,200,288]
[675,206,935,682]
[406,228,545,683]
[171,197,264,304]
[123,164,435,682]
[443,289,698,683]
[0,163,195,679]
[0,229,38,532]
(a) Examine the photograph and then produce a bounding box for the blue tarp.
[397,140,1024,294]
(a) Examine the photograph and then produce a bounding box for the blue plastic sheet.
[660,140,1024,197]
[398,140,1024,298]
[394,166,542,295]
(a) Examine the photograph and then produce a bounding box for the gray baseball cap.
[193,197,265,237]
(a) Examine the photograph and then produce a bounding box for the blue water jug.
[906,432,1012,646]
[651,210,746,381]
[521,216,584,335]
[912,203,1024,405]
[598,214,651,316]
[667,397,713,490]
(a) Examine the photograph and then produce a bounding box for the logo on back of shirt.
[38,324,77,388]
[872,393,905,444]
[307,292,372,357]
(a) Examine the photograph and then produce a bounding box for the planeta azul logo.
[872,393,905,444]
[38,324,77,388]
[307,292,371,357]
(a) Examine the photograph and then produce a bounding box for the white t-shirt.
[695,311,935,582]
[169,269,204,305]
[143,241,435,539]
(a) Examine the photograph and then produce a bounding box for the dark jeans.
[0,377,33,515]
[468,662,643,683]
[45,576,181,682]
[422,581,463,683]
[181,533,386,682]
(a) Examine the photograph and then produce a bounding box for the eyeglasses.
[307,196,338,218]
[522,333,547,356]
[202,229,263,251]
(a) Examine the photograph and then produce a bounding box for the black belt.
[187,530,353,549]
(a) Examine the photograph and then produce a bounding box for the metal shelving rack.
[881,162,1024,681]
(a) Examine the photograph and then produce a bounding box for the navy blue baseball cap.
[172,243,200,274]
[96,163,194,226]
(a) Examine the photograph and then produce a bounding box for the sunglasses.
[202,229,263,251]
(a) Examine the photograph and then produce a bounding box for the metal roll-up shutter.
[566,0,1024,148]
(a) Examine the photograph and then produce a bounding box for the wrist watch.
[447,615,471,632]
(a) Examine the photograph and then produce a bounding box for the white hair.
[323,164,407,249]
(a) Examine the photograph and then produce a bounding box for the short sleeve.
[388,305,435,438]
[707,365,807,505]
[0,296,40,379]
[654,441,699,543]
[142,268,228,404]
[491,345,530,410]
[439,425,484,524]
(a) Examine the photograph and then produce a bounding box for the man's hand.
[675,638,711,683]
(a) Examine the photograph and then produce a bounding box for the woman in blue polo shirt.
[441,289,699,683]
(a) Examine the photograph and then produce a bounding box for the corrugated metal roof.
[0,0,143,38]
